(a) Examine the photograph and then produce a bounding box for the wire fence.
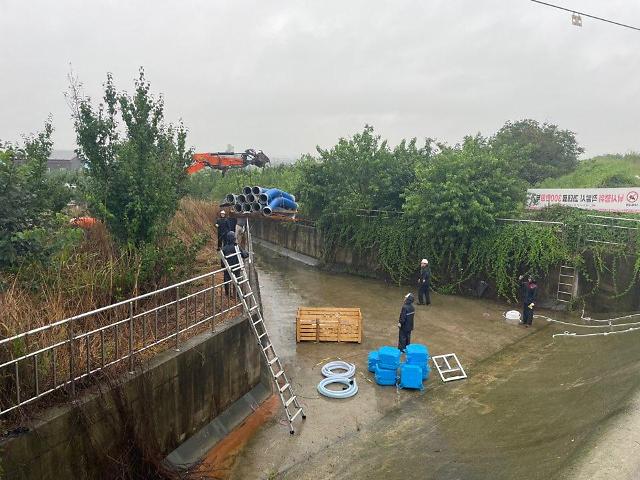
[0,266,246,418]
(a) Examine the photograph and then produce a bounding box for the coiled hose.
[317,376,358,399]
[321,361,356,378]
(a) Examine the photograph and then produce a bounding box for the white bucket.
[505,310,521,324]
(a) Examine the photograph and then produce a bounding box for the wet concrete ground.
[227,246,640,479]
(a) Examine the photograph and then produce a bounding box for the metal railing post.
[211,274,216,334]
[175,286,180,351]
[68,319,75,397]
[128,301,134,372]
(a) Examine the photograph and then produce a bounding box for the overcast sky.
[1,0,639,159]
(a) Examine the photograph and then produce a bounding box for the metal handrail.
[0,265,246,417]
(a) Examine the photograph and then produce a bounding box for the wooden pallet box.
[296,307,363,343]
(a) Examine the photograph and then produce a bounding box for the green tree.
[491,119,583,185]
[0,122,75,268]
[403,135,525,280]
[299,125,431,221]
[72,68,191,245]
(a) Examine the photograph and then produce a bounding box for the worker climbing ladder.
[220,245,306,434]
[557,265,576,303]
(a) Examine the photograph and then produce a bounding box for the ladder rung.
[268,356,280,366]
[560,266,575,270]
[559,274,575,278]
[263,343,273,352]
[238,278,249,285]
[258,332,268,340]
[558,282,573,286]
[249,305,260,312]
[279,382,290,393]
[290,407,303,422]
[285,396,297,408]
[244,291,254,298]
[440,368,461,374]
[274,370,285,379]
[253,319,263,326]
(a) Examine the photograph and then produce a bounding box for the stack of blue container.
[368,344,430,390]
[371,346,401,386]
[399,344,430,390]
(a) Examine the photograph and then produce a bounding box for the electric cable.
[529,0,640,32]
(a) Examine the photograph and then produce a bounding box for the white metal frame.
[431,353,467,382]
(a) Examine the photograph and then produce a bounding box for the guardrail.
[0,266,246,417]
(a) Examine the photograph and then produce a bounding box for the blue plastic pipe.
[262,197,298,215]
[265,188,296,202]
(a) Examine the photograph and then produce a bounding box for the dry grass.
[0,198,245,423]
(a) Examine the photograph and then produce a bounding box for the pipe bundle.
[222,185,298,216]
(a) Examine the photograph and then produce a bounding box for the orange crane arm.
[186,149,270,174]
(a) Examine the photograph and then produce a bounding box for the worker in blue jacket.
[519,275,538,327]
[398,293,415,352]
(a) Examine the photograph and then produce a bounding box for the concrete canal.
[225,245,640,480]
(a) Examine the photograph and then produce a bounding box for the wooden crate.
[296,307,363,343]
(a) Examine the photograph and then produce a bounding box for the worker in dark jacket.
[397,293,416,352]
[221,231,249,295]
[519,275,538,327]
[215,210,231,250]
[417,259,431,305]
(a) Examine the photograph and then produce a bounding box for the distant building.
[47,150,82,171]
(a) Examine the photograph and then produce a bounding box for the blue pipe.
[268,197,298,210]
[263,197,298,215]
[265,188,296,202]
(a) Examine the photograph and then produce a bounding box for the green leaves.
[73,69,191,246]
[491,119,583,185]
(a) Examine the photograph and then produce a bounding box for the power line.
[530,0,640,32]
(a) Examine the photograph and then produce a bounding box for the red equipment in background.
[186,149,270,174]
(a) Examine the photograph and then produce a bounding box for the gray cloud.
[1,0,639,158]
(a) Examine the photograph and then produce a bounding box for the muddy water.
[242,247,640,480]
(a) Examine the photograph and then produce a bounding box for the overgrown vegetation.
[0,122,79,271]
[186,121,640,302]
[540,153,640,188]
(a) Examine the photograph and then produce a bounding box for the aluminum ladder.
[557,265,576,303]
[220,245,306,434]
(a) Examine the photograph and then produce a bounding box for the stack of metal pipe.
[223,186,298,216]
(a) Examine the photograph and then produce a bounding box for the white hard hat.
[220,210,226,214]
[421,259,428,264]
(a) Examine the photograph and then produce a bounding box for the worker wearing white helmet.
[417,259,431,305]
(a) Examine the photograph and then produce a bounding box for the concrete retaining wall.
[1,261,270,479]
[1,315,267,479]
[251,219,639,313]
[251,220,383,278]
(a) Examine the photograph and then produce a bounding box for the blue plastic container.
[406,344,429,364]
[378,346,401,370]
[368,351,379,373]
[399,364,423,390]
[421,364,431,380]
[374,364,397,386]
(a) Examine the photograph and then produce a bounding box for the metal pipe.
[242,202,252,212]
[225,193,237,204]
[234,202,244,213]
[251,202,262,212]
[243,186,252,195]
[237,194,246,203]
[259,193,268,203]
[252,186,264,195]
[246,193,255,203]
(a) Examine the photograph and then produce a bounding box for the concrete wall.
[251,219,639,313]
[1,265,269,479]
[251,220,384,278]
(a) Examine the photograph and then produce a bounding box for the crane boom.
[186,149,269,174]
